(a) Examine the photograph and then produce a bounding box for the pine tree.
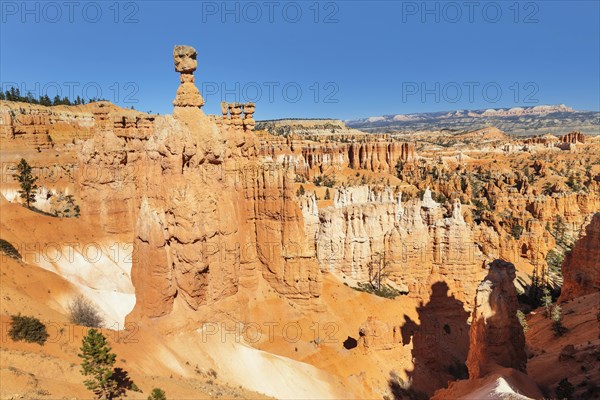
[542,287,552,319]
[553,215,567,247]
[39,94,48,106]
[26,91,36,104]
[529,265,541,306]
[78,329,118,399]
[0,91,5,100]
[324,188,330,200]
[551,304,567,336]
[15,159,38,208]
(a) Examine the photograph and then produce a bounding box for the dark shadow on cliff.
[393,281,470,398]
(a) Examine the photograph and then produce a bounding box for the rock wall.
[559,213,600,302]
[526,192,600,228]
[0,101,95,148]
[77,102,153,235]
[559,131,586,144]
[258,138,417,179]
[317,186,398,277]
[466,260,527,379]
[348,141,416,173]
[316,187,485,308]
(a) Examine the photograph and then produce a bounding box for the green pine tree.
[78,329,118,399]
[15,158,38,208]
[542,287,552,319]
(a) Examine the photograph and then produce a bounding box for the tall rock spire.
[173,45,204,111]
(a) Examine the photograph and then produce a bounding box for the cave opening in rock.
[443,324,451,334]
[343,336,358,349]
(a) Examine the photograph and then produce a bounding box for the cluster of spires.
[171,45,258,132]
[218,102,256,131]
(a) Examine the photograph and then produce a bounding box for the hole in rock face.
[443,324,451,334]
[343,336,358,350]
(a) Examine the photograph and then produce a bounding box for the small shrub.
[511,224,524,240]
[130,382,142,392]
[556,378,575,399]
[148,387,167,400]
[355,282,404,299]
[0,238,21,260]
[68,296,104,328]
[9,314,48,345]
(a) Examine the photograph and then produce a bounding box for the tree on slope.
[15,158,38,208]
[79,329,118,399]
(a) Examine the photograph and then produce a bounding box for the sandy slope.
[526,292,600,398]
[1,199,135,326]
[0,198,354,398]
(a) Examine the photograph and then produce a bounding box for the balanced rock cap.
[174,45,197,73]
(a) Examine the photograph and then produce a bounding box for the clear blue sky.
[1,1,599,120]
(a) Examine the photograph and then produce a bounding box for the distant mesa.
[347,105,599,136]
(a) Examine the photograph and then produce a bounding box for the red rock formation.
[559,213,600,302]
[467,259,527,379]
[357,316,399,351]
[348,141,415,173]
[0,101,95,148]
[526,192,600,227]
[559,131,586,144]
[316,187,486,310]
[522,134,558,145]
[77,46,323,319]
[258,139,416,179]
[77,102,148,235]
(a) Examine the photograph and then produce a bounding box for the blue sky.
[1,1,599,120]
